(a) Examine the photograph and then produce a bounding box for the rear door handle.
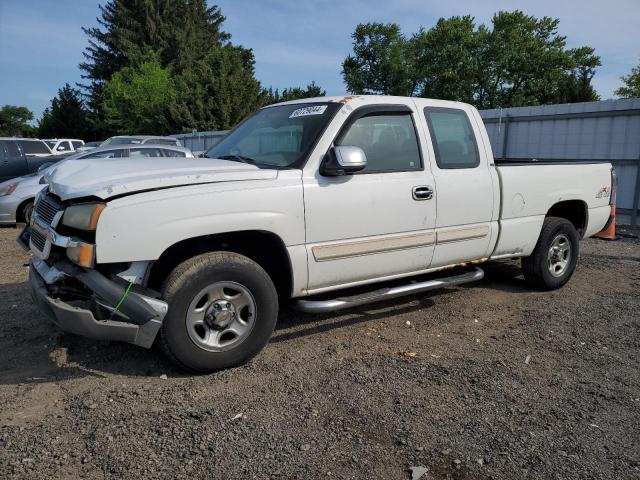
[412,186,433,201]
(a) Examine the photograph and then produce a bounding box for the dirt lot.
[0,226,638,480]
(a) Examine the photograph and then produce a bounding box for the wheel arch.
[546,200,588,238]
[16,197,35,223]
[147,230,294,299]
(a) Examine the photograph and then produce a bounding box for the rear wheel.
[159,252,278,373]
[522,217,579,290]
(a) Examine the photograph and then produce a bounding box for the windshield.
[205,103,340,168]
[101,137,143,146]
[45,141,57,148]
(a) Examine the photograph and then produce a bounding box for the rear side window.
[82,149,121,159]
[161,149,186,157]
[129,148,163,157]
[4,141,20,158]
[154,139,179,146]
[424,108,479,169]
[19,140,51,155]
[336,113,421,172]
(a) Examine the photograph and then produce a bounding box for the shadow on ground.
[0,261,528,384]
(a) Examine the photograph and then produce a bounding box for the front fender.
[95,173,305,263]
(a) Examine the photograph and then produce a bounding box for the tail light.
[610,167,617,206]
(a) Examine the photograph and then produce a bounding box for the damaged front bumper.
[29,257,167,348]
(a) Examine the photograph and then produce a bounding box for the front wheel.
[22,202,34,224]
[159,252,278,372]
[522,217,579,290]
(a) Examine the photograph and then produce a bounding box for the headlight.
[61,203,106,231]
[0,183,17,197]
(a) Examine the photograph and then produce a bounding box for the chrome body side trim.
[436,224,490,244]
[312,231,436,262]
[310,223,490,263]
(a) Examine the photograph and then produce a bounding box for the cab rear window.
[424,108,480,169]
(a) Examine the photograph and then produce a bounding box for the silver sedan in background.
[0,144,194,225]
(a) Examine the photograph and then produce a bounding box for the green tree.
[342,23,418,96]
[168,45,263,132]
[615,60,640,98]
[80,1,261,134]
[80,1,227,107]
[477,11,600,108]
[411,16,484,103]
[37,84,90,139]
[102,57,176,135]
[261,81,326,105]
[553,47,600,104]
[342,11,601,108]
[0,105,34,137]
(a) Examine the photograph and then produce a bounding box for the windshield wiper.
[218,154,259,165]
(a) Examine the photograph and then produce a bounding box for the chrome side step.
[295,267,484,314]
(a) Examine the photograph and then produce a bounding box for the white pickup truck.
[22,96,616,372]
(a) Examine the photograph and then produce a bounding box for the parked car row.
[0,138,190,225]
[1,135,183,184]
[1,138,57,182]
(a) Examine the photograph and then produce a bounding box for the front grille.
[30,228,47,251]
[35,193,63,226]
[31,192,64,259]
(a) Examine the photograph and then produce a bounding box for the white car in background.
[0,144,193,225]
[75,141,102,153]
[101,135,182,147]
[44,139,85,155]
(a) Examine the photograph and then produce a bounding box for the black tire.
[158,252,278,373]
[22,202,34,224]
[522,217,579,290]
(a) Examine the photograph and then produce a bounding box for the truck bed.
[490,161,613,259]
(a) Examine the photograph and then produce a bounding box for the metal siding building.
[172,130,228,152]
[174,98,640,224]
[481,99,640,225]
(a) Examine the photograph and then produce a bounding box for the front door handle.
[412,186,433,201]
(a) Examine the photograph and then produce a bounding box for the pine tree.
[38,84,90,139]
[80,1,261,134]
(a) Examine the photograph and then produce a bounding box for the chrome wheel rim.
[186,281,257,352]
[548,234,571,277]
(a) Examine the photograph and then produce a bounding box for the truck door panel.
[422,107,495,266]
[303,105,437,292]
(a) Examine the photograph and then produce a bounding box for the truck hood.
[45,157,278,200]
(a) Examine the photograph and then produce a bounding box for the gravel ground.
[0,226,638,479]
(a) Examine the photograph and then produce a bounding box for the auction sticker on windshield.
[289,105,328,118]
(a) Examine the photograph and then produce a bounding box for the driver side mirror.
[320,146,367,177]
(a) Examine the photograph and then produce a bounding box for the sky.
[0,0,638,121]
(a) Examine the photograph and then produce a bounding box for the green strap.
[113,281,134,315]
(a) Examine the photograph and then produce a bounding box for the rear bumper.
[29,258,167,348]
[600,205,616,232]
